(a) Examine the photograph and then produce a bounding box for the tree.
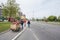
[58,16,60,22]
[36,19,39,21]
[2,6,9,18]
[2,0,20,18]
[47,16,57,21]
[15,17,20,20]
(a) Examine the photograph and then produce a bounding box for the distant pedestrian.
[20,19,24,29]
[27,20,30,28]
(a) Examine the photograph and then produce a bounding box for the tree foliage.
[2,0,19,18]
[47,16,57,21]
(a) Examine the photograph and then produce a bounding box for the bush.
[47,16,57,21]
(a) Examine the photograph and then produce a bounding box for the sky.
[0,0,60,19]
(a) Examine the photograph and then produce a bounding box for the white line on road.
[12,27,27,40]
[30,29,39,40]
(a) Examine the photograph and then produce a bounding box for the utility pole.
[32,8,35,21]
[32,8,34,18]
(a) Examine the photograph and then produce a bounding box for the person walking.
[20,19,24,29]
[27,20,30,28]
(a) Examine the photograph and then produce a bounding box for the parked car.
[0,17,6,22]
[0,19,3,22]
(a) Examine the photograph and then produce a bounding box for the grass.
[0,22,11,33]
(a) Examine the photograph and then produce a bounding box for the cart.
[10,22,20,31]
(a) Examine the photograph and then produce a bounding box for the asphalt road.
[16,21,60,40]
[0,29,21,40]
[0,21,60,40]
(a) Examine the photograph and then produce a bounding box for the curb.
[47,22,60,25]
[0,29,10,35]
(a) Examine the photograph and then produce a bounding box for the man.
[27,20,30,28]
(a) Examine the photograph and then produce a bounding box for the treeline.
[32,16,60,22]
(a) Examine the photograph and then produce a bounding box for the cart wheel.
[15,27,20,32]
[11,29,15,31]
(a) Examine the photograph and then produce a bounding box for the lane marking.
[12,27,27,40]
[30,29,39,40]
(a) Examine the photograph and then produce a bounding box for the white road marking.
[12,27,27,40]
[30,29,39,40]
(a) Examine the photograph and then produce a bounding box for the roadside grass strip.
[0,22,11,33]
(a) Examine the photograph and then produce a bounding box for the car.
[0,19,3,22]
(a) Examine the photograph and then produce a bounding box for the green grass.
[0,22,11,33]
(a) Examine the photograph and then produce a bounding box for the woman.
[20,19,24,29]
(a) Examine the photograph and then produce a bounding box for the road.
[0,29,21,40]
[0,21,60,40]
[16,21,60,40]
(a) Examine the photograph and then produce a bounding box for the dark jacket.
[27,21,30,24]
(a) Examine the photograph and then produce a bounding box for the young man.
[27,20,30,28]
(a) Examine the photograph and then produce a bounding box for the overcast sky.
[0,0,60,19]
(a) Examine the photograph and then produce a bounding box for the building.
[18,12,23,17]
[0,6,2,17]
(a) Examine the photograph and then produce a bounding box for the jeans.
[21,24,23,29]
[28,24,30,28]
